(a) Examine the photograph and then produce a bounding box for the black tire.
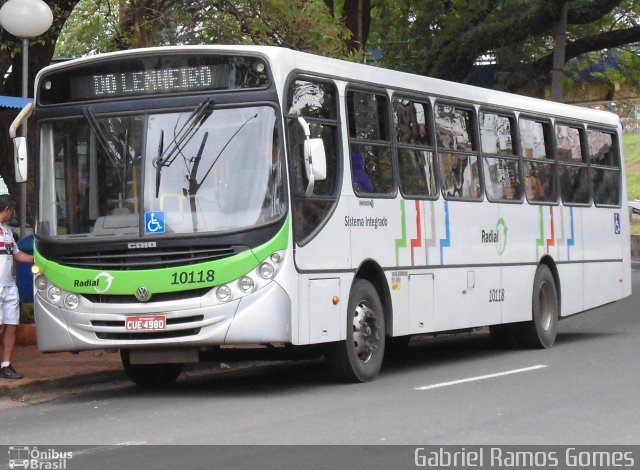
[513,264,559,349]
[325,279,386,382]
[120,349,183,388]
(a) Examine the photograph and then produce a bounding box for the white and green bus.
[24,46,631,386]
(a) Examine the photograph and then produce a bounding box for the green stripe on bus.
[35,218,289,295]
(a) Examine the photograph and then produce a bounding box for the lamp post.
[0,0,53,239]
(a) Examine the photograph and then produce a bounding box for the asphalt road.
[1,266,639,467]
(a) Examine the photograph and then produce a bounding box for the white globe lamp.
[0,0,53,38]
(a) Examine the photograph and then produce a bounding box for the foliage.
[368,0,640,95]
[54,0,355,59]
[624,132,640,200]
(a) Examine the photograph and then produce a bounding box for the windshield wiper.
[153,98,214,197]
[181,112,257,232]
[184,132,208,231]
[83,107,126,181]
[190,113,258,195]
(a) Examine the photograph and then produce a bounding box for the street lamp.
[0,0,53,239]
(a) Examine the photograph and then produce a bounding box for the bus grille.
[95,328,201,341]
[58,245,240,270]
[92,315,204,341]
[83,287,212,304]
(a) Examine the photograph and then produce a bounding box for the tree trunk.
[551,1,568,102]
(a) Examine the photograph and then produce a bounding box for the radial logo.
[481,218,508,255]
[496,218,508,255]
[94,272,114,293]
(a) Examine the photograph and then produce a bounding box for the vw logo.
[135,287,151,302]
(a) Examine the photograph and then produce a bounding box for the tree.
[324,0,372,51]
[1,0,80,221]
[55,0,354,58]
[369,0,640,96]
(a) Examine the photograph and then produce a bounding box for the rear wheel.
[120,349,183,388]
[325,279,386,382]
[513,264,559,348]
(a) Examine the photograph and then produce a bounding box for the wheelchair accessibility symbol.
[145,211,165,234]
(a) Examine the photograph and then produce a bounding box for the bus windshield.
[38,103,284,238]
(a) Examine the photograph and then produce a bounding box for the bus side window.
[520,118,556,203]
[347,89,394,196]
[394,98,437,199]
[556,124,589,205]
[480,111,521,201]
[286,78,340,245]
[436,104,481,200]
[588,129,620,206]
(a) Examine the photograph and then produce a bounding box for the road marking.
[415,364,548,390]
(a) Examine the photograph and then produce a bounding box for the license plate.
[125,315,166,331]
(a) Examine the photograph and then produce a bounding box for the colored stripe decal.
[567,206,575,260]
[426,201,437,265]
[410,200,422,266]
[546,206,555,252]
[536,205,545,259]
[395,199,407,266]
[439,201,451,263]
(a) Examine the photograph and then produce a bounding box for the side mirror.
[13,136,27,183]
[9,102,33,184]
[298,117,327,196]
[305,138,326,181]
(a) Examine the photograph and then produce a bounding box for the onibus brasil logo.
[8,446,73,469]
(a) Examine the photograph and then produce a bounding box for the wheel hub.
[352,302,380,362]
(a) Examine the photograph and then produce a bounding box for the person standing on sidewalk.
[0,194,34,380]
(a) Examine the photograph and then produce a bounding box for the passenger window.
[480,112,521,201]
[286,79,340,245]
[394,98,437,198]
[556,124,589,205]
[347,90,394,195]
[520,118,556,203]
[588,129,620,206]
[436,104,481,200]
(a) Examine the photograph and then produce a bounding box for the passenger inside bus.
[351,151,374,193]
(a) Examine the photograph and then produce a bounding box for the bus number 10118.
[489,288,505,303]
[171,270,215,285]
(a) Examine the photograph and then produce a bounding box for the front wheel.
[120,349,183,388]
[325,279,386,382]
[513,264,559,349]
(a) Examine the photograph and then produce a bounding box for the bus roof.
[39,45,620,128]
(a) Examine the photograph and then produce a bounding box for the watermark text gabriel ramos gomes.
[414,447,635,468]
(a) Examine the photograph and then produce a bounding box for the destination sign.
[39,54,270,104]
[81,65,219,98]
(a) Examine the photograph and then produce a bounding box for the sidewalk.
[0,344,125,400]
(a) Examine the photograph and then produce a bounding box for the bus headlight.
[270,252,281,263]
[258,262,275,280]
[35,274,48,290]
[216,285,232,303]
[64,294,79,310]
[238,276,255,293]
[47,287,62,303]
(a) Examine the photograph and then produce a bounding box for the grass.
[624,133,640,201]
[623,133,640,235]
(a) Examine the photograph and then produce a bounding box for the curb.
[0,360,273,401]
[0,369,127,401]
